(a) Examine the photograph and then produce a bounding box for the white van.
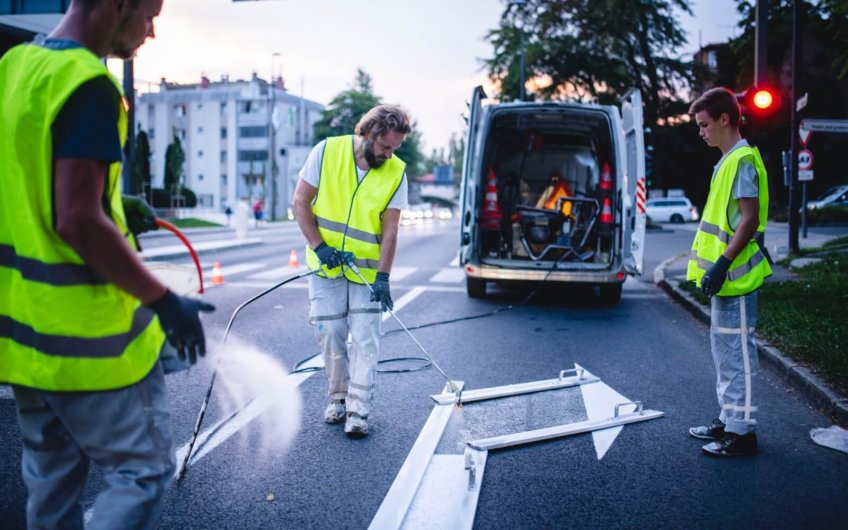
[458,87,647,304]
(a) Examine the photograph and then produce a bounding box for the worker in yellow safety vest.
[0,1,214,527]
[292,105,411,438]
[686,87,772,458]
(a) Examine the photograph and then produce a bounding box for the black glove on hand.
[148,290,216,364]
[370,272,393,312]
[701,255,731,298]
[313,242,345,269]
[122,195,158,237]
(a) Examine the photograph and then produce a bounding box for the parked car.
[807,185,848,210]
[645,197,699,223]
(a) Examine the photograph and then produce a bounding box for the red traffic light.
[752,89,774,110]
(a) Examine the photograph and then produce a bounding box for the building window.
[198,126,204,134]
[148,128,155,139]
[221,127,227,139]
[179,129,186,140]
[221,151,228,163]
[239,125,268,138]
[198,174,204,181]
[238,150,269,162]
[199,194,214,207]
[198,150,204,158]
[707,51,718,71]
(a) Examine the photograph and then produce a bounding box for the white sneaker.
[344,413,368,437]
[324,400,346,424]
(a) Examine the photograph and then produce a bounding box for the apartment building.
[136,73,323,219]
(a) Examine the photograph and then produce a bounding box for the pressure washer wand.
[176,267,321,481]
[345,261,462,401]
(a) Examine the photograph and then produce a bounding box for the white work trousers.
[12,363,174,530]
[309,274,382,418]
[710,291,759,435]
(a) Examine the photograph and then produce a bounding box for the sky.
[117,0,742,153]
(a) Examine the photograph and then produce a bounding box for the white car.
[646,197,699,223]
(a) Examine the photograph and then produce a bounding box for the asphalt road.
[1,220,846,529]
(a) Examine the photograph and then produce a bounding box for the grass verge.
[163,218,222,228]
[679,245,848,396]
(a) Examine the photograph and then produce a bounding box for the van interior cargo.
[476,108,618,269]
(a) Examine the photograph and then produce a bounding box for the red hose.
[154,219,205,294]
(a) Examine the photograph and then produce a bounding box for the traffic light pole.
[788,0,803,253]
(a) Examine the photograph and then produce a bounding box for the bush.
[807,205,848,225]
[148,187,197,208]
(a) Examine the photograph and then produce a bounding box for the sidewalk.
[655,227,848,424]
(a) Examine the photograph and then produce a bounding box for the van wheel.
[467,277,487,298]
[670,213,684,224]
[598,283,622,305]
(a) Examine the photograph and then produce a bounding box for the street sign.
[800,119,848,133]
[799,170,814,182]
[796,92,808,112]
[799,127,812,146]
[798,149,814,170]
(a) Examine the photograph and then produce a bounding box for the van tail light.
[600,197,613,224]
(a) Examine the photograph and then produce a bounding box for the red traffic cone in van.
[480,168,502,229]
[599,163,613,191]
[600,197,613,224]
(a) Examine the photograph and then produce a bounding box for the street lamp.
[268,52,281,220]
[510,0,526,101]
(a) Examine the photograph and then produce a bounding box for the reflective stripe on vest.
[0,44,164,391]
[686,145,772,296]
[305,135,405,284]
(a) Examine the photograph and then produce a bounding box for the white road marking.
[449,255,459,267]
[391,266,417,281]
[384,286,426,322]
[428,268,464,283]
[248,265,309,280]
[203,262,266,279]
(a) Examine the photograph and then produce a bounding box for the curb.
[655,255,848,425]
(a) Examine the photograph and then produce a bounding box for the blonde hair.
[355,104,412,139]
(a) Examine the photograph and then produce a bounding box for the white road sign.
[799,170,814,182]
[800,119,848,133]
[798,149,814,170]
[799,127,812,146]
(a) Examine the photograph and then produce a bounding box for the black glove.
[701,255,731,298]
[313,242,345,269]
[370,272,393,312]
[122,195,158,237]
[148,290,216,364]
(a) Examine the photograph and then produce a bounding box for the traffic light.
[736,85,782,135]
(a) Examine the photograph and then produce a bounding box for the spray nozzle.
[340,251,355,267]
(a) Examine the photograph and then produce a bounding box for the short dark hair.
[689,87,741,128]
[354,105,412,139]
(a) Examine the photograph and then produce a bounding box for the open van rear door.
[620,88,647,275]
[459,86,487,265]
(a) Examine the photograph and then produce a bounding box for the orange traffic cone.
[480,168,502,229]
[599,163,613,190]
[210,261,225,285]
[600,197,613,224]
[288,249,299,268]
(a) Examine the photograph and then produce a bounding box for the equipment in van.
[458,86,648,303]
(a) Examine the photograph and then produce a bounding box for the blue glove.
[148,290,215,364]
[370,272,393,311]
[122,195,158,237]
[313,242,345,269]
[701,255,731,297]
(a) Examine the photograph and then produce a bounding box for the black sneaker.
[689,419,726,440]
[702,433,759,458]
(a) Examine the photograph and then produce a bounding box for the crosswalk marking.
[391,266,417,282]
[248,265,309,280]
[202,262,266,279]
[428,268,464,283]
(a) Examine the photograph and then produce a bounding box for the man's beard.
[362,139,388,169]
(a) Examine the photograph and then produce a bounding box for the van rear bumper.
[463,262,625,284]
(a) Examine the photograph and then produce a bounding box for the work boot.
[344,412,368,438]
[702,432,759,458]
[689,419,726,440]
[324,399,346,424]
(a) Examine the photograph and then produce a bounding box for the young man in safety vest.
[293,105,410,437]
[687,87,772,458]
[0,1,214,527]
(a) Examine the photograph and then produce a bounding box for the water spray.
[176,267,320,481]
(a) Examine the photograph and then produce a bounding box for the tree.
[313,69,425,177]
[131,127,151,196]
[163,132,185,195]
[484,0,694,125]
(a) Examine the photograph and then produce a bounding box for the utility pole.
[510,0,526,101]
[787,0,803,252]
[122,60,135,194]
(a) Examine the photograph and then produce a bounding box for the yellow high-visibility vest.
[687,145,772,296]
[0,44,164,391]
[305,135,405,283]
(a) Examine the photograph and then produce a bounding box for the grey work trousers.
[308,274,382,418]
[13,362,174,530]
[710,291,759,435]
